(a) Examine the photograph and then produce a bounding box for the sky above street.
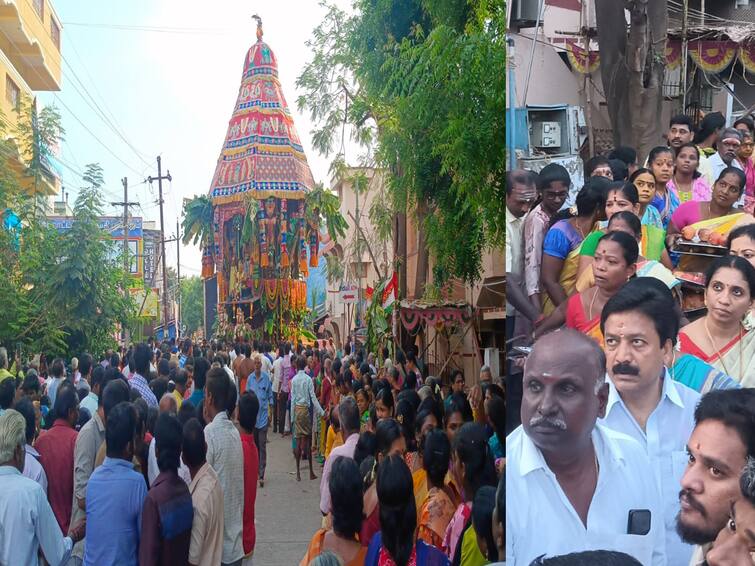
[40,0,354,275]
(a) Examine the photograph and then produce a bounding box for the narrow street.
[253,429,324,565]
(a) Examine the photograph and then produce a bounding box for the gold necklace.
[704,317,743,381]
[588,287,600,320]
[573,217,586,239]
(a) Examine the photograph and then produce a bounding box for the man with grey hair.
[319,396,360,516]
[0,410,85,564]
[706,127,744,195]
[0,347,12,384]
[480,365,493,385]
[506,328,665,565]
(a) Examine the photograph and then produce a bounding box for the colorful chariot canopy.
[208,17,315,204]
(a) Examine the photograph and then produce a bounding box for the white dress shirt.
[506,424,667,566]
[599,371,700,565]
[204,411,244,564]
[0,466,73,566]
[272,357,283,393]
[147,437,192,487]
[23,444,48,493]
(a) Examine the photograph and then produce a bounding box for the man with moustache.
[668,115,696,153]
[598,279,700,564]
[506,328,666,566]
[706,128,744,191]
[676,388,755,565]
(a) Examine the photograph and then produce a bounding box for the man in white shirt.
[706,128,744,204]
[271,345,283,434]
[0,410,85,565]
[203,367,244,565]
[506,328,666,566]
[675,388,755,565]
[598,279,700,564]
[15,398,48,492]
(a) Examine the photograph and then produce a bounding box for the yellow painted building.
[0,0,62,199]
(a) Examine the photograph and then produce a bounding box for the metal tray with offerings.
[671,238,728,257]
[673,271,705,288]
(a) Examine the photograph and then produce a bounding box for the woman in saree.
[667,167,746,242]
[540,176,608,315]
[630,167,664,229]
[648,146,679,229]
[734,116,755,214]
[678,255,755,387]
[667,143,712,204]
[536,231,639,346]
[576,211,680,293]
[417,430,456,550]
[577,181,672,281]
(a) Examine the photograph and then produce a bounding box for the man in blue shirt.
[84,401,148,566]
[246,355,273,487]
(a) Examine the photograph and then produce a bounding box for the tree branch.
[347,210,384,281]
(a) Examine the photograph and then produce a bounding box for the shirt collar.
[132,373,146,383]
[212,411,229,424]
[189,461,212,491]
[605,367,684,415]
[25,444,40,457]
[0,465,20,477]
[94,411,105,433]
[518,424,626,477]
[102,456,135,470]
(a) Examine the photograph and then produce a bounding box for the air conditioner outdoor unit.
[511,0,542,25]
[483,348,501,380]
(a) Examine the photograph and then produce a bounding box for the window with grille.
[51,18,60,50]
[32,0,43,20]
[6,76,19,111]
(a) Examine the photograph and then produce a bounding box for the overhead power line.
[61,22,240,35]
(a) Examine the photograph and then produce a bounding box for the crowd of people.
[0,335,505,566]
[505,111,755,564]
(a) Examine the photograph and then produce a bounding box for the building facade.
[0,0,62,207]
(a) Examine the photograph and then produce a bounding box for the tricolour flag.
[382,272,398,313]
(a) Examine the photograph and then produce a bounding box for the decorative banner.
[565,40,600,74]
[689,40,737,73]
[666,40,682,69]
[740,42,755,74]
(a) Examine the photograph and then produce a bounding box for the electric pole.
[176,218,181,338]
[147,157,173,334]
[111,177,138,346]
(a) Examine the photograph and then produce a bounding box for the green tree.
[180,276,204,335]
[298,0,505,287]
[47,163,137,355]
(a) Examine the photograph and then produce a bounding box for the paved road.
[253,430,324,565]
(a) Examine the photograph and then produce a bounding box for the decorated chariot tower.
[204,17,320,340]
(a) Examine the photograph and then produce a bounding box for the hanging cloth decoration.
[739,42,755,75]
[299,211,308,277]
[309,222,319,268]
[565,39,600,74]
[201,246,215,279]
[689,40,737,74]
[279,198,290,268]
[666,40,682,70]
[257,202,268,267]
